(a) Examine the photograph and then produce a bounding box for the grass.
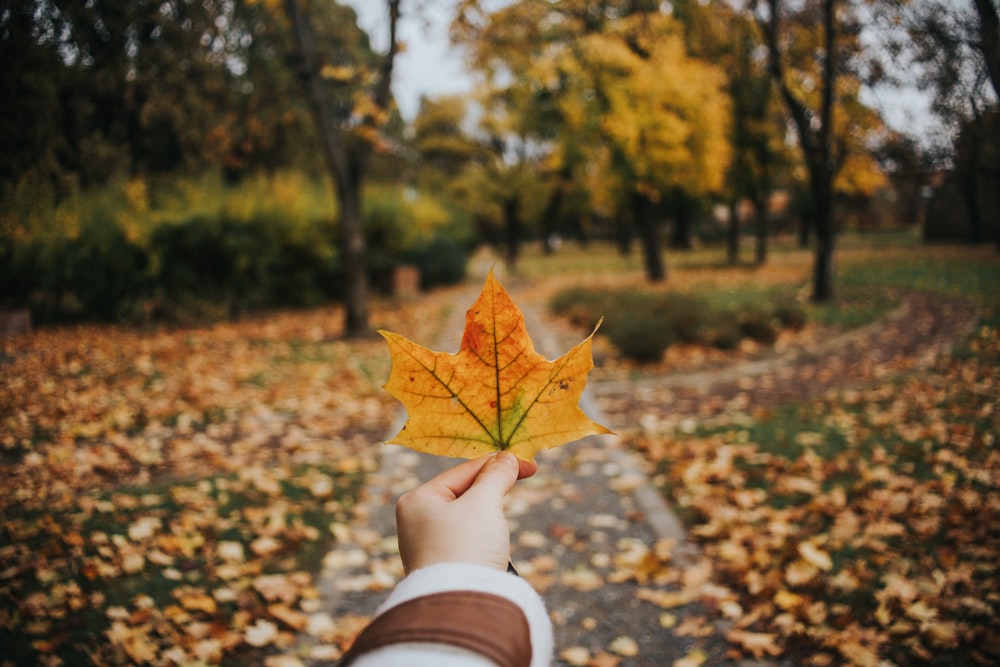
[535,236,946,360]
[839,243,1000,307]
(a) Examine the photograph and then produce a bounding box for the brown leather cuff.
[338,590,532,667]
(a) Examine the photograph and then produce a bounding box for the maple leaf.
[379,270,612,461]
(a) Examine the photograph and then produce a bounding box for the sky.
[343,1,941,143]
[343,0,474,121]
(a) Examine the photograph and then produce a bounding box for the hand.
[396,452,538,574]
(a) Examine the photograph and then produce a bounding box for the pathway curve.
[299,273,979,667]
[591,291,979,430]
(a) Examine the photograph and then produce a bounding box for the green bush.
[551,287,808,362]
[549,288,612,328]
[702,317,743,350]
[603,308,680,362]
[551,290,706,361]
[151,215,341,314]
[601,293,707,360]
[405,233,471,289]
[1,226,150,322]
[363,187,473,293]
[0,174,474,323]
[737,308,778,344]
[61,226,151,321]
[773,302,807,330]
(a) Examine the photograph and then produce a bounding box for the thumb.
[464,452,520,502]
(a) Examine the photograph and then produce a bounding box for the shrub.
[773,302,807,331]
[1,173,473,323]
[603,309,679,362]
[151,215,341,315]
[550,287,809,362]
[737,308,778,344]
[60,225,151,321]
[405,233,470,289]
[364,186,473,293]
[550,288,614,328]
[553,290,707,362]
[703,317,743,350]
[1,225,151,323]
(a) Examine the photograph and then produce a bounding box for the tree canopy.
[0,0,379,189]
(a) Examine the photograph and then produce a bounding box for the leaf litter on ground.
[608,321,1000,665]
[0,292,457,664]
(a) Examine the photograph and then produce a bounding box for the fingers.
[516,457,539,480]
[416,452,538,501]
[421,455,495,500]
[462,452,520,503]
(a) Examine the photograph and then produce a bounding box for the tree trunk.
[753,195,768,266]
[503,197,521,271]
[799,215,811,248]
[959,171,985,244]
[615,217,632,256]
[727,200,740,265]
[633,191,666,281]
[811,168,835,302]
[754,158,772,266]
[336,168,369,333]
[813,233,834,302]
[973,0,1000,251]
[958,119,986,244]
[541,181,564,254]
[757,0,838,301]
[972,0,1000,101]
[669,191,693,250]
[284,0,400,337]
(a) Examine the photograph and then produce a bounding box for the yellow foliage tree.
[453,1,731,281]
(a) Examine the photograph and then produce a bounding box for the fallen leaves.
[607,635,639,656]
[615,321,1000,665]
[0,295,453,664]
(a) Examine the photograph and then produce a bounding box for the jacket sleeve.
[339,562,552,667]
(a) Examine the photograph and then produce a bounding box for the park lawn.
[534,236,917,376]
[0,292,454,665]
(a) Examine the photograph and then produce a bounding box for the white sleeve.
[349,562,552,667]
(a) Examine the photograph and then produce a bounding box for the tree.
[453,1,731,281]
[473,89,548,271]
[896,0,1000,245]
[751,0,862,302]
[283,0,401,337]
[0,0,349,188]
[671,1,788,265]
[411,95,484,188]
[1,0,239,185]
[972,0,1000,101]
[452,1,580,267]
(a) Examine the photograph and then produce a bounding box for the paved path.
[593,290,979,430]
[302,274,736,667]
[299,271,979,667]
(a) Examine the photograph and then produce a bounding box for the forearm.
[341,563,552,667]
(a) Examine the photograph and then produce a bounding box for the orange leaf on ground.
[380,270,612,461]
[725,629,783,658]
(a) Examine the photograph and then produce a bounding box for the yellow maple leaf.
[380,270,612,461]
